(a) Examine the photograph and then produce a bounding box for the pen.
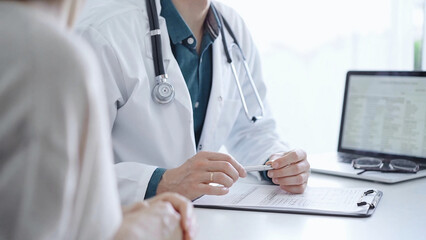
[244,164,274,172]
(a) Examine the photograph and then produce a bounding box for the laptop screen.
[338,71,426,159]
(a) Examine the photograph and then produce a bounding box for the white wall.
[220,0,421,154]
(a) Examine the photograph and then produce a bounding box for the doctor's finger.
[202,172,234,188]
[205,161,240,182]
[268,160,310,179]
[269,149,307,169]
[198,183,229,196]
[272,172,310,186]
[201,152,247,177]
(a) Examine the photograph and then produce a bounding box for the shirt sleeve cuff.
[260,158,274,183]
[144,168,167,199]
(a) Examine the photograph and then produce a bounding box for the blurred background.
[219,0,425,155]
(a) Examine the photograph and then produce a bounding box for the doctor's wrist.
[156,168,178,195]
[145,168,167,199]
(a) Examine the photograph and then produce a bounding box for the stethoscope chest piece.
[152,75,175,104]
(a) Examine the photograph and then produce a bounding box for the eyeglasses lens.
[354,158,383,168]
[390,159,418,172]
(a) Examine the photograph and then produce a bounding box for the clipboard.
[193,182,383,217]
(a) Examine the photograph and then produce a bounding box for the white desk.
[194,173,426,240]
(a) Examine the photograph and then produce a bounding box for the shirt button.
[218,96,222,102]
[194,101,199,108]
[187,37,194,45]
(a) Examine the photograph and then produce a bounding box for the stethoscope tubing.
[146,0,165,76]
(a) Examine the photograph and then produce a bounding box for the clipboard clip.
[357,189,378,209]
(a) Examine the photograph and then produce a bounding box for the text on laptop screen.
[341,74,426,158]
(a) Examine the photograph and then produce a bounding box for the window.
[221,0,424,153]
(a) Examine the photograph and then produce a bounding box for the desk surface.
[194,173,426,240]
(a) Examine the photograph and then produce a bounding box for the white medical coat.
[77,0,289,205]
[0,3,121,239]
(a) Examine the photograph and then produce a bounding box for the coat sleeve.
[76,25,157,205]
[223,8,292,170]
[77,26,126,130]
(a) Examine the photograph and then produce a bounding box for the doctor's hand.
[266,149,310,194]
[157,151,247,200]
[115,192,196,240]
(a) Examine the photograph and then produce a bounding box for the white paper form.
[194,182,378,215]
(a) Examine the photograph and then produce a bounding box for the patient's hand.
[115,193,196,240]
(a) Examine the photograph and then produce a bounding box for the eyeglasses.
[352,157,419,175]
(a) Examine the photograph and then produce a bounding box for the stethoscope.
[146,0,264,123]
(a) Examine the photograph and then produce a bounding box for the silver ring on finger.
[210,172,214,182]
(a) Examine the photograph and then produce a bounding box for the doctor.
[76,0,310,203]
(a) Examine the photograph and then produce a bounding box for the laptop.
[310,71,426,183]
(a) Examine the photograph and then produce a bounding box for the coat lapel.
[200,32,231,148]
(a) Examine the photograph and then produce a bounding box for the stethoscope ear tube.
[217,9,264,123]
